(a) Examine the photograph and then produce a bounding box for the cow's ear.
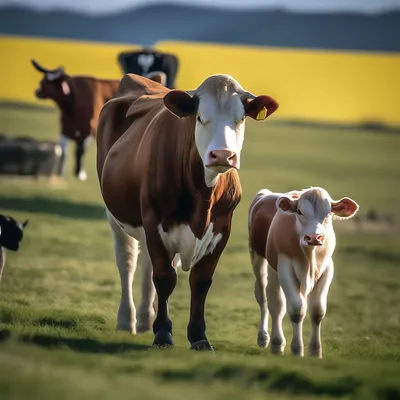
[243,95,278,121]
[61,80,71,96]
[276,195,297,215]
[331,197,359,220]
[164,90,198,118]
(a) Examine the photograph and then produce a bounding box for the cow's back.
[96,74,191,226]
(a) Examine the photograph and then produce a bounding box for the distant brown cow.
[31,59,121,181]
[97,73,278,349]
[248,187,359,358]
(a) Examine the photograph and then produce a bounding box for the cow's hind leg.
[307,261,334,358]
[266,265,287,354]
[251,251,270,348]
[136,244,156,333]
[107,209,138,334]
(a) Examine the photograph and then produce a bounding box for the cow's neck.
[184,144,241,238]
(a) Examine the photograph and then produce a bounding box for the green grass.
[0,104,399,400]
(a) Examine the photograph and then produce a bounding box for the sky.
[1,0,399,15]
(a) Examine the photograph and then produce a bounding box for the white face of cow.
[163,74,278,187]
[276,187,359,248]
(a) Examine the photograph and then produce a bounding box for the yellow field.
[1,35,399,126]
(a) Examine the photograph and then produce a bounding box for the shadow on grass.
[158,365,361,397]
[0,196,105,220]
[0,329,150,354]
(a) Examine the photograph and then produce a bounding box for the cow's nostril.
[317,235,324,242]
[304,235,311,242]
[210,151,217,159]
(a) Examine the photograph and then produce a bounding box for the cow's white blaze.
[195,91,246,187]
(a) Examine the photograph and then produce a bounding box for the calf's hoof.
[190,340,214,351]
[309,348,322,359]
[257,331,270,348]
[116,322,136,335]
[152,329,174,348]
[290,344,304,357]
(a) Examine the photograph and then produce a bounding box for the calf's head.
[163,74,278,185]
[31,59,71,102]
[276,187,359,247]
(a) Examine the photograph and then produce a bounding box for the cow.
[248,187,359,358]
[0,215,28,282]
[31,59,121,181]
[96,73,278,350]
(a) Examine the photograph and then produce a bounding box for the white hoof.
[78,170,87,181]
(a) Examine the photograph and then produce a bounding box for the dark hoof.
[190,340,214,351]
[152,329,174,348]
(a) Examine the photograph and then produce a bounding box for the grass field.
[0,103,399,400]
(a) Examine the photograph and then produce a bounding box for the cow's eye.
[297,209,304,216]
[197,116,203,124]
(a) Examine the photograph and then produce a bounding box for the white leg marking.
[266,264,287,354]
[277,255,306,357]
[106,208,138,334]
[308,259,334,358]
[251,251,270,347]
[136,242,156,333]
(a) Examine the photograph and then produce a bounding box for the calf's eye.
[297,209,304,216]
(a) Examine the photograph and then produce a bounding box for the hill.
[1,4,400,51]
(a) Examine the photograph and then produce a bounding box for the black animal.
[0,215,28,282]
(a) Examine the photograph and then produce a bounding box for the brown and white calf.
[97,73,278,350]
[248,187,359,358]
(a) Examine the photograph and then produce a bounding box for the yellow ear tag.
[256,107,267,121]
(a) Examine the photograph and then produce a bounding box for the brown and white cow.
[97,73,278,349]
[31,59,121,181]
[248,187,359,358]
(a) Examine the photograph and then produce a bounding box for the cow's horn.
[31,59,62,74]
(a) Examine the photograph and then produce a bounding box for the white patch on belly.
[158,223,223,271]
[106,210,222,271]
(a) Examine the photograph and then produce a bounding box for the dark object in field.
[118,48,179,89]
[0,134,62,177]
[0,215,28,282]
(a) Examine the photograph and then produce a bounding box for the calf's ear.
[276,196,298,214]
[164,90,199,118]
[331,197,359,220]
[243,95,279,121]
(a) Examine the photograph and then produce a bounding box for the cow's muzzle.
[206,149,238,172]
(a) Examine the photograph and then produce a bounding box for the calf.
[97,73,278,350]
[0,215,28,282]
[248,187,359,358]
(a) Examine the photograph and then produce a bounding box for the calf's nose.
[304,233,325,246]
[207,149,238,169]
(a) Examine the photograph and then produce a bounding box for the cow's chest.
[158,223,223,271]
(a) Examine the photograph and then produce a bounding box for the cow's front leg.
[278,256,306,357]
[145,226,176,348]
[308,260,334,358]
[75,136,91,181]
[57,134,68,176]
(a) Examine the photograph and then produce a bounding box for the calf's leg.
[278,256,306,356]
[307,261,334,358]
[266,265,287,354]
[106,209,138,334]
[250,251,270,347]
